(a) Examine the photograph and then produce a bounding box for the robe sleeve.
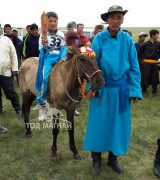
[127,39,142,99]
[10,38,18,72]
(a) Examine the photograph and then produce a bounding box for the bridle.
[59,53,101,103]
[75,60,101,84]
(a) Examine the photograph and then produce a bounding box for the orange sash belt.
[143,59,157,63]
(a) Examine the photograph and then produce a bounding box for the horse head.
[66,46,105,91]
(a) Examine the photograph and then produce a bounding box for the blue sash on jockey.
[104,75,128,113]
[35,46,48,92]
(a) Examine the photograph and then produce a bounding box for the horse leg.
[28,93,36,113]
[66,108,82,160]
[22,91,34,136]
[51,112,60,158]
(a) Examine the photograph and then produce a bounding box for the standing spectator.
[3,24,18,53]
[12,28,23,68]
[83,5,142,176]
[76,23,88,45]
[25,23,40,58]
[4,24,19,84]
[88,24,104,44]
[0,23,21,116]
[22,25,31,59]
[134,32,148,52]
[65,21,77,35]
[154,137,160,177]
[138,29,160,94]
[24,24,31,39]
[25,25,31,36]
[35,11,66,121]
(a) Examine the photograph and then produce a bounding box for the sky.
[0,0,159,28]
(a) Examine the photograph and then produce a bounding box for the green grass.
[1,81,160,180]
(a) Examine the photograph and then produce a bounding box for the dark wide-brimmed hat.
[101,5,128,22]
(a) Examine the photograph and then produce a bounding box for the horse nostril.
[96,79,103,83]
[96,79,104,87]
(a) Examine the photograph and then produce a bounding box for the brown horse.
[18,46,104,159]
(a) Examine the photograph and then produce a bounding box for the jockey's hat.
[101,5,128,22]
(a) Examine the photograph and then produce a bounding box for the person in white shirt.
[0,23,21,116]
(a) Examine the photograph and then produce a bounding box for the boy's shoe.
[38,105,47,121]
[0,125,8,133]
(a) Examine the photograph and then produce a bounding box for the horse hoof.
[26,132,32,137]
[74,154,82,160]
[51,152,57,160]
[51,154,58,160]
[52,156,58,161]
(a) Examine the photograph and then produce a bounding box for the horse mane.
[65,31,85,47]
[65,31,78,46]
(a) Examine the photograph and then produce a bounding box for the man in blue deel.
[83,5,142,176]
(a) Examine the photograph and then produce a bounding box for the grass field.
[1,26,160,179]
[1,79,160,180]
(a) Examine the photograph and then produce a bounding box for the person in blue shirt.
[83,5,142,176]
[35,11,67,121]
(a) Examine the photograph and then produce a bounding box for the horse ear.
[66,46,74,54]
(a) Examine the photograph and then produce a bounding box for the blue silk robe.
[83,29,142,156]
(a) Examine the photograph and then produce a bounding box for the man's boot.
[154,137,160,177]
[91,152,101,176]
[107,151,122,174]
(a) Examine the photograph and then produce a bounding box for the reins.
[59,58,86,103]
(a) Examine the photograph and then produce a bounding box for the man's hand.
[87,89,97,99]
[131,97,139,104]
[12,71,18,76]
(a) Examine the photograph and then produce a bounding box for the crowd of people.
[0,4,160,178]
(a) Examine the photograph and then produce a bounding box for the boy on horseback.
[35,11,67,121]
